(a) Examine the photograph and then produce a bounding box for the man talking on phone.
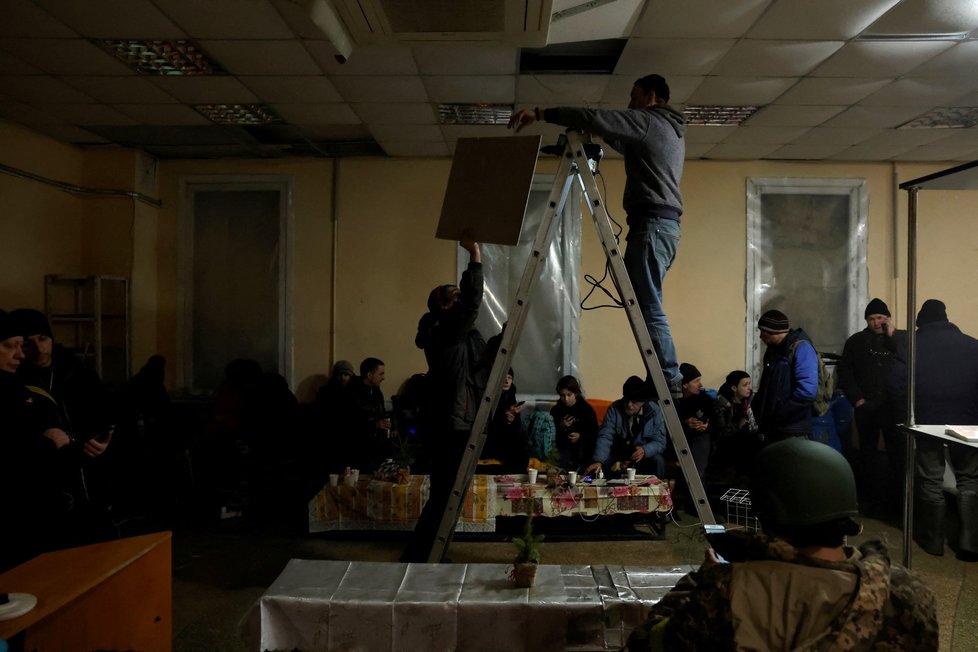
[837,298,907,520]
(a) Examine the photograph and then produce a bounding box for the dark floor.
[170,509,978,652]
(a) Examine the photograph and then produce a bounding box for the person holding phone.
[482,368,527,473]
[550,375,598,471]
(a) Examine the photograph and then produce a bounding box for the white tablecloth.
[241,560,693,651]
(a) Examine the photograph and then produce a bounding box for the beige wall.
[7,118,976,401]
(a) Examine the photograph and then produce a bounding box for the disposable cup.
[351,469,360,482]
[527,468,538,484]
[567,471,577,486]
[329,474,339,487]
[626,468,636,481]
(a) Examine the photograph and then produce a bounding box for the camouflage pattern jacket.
[626,531,937,651]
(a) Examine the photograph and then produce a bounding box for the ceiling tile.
[863,0,978,35]
[685,125,736,144]
[830,141,918,160]
[744,104,847,127]
[0,75,95,103]
[149,76,259,103]
[152,0,294,39]
[792,127,879,146]
[635,0,771,38]
[820,105,928,129]
[423,75,514,104]
[115,103,211,125]
[272,103,360,124]
[199,40,320,75]
[414,44,516,75]
[614,38,735,76]
[330,75,428,103]
[907,40,978,78]
[0,0,76,37]
[352,103,436,125]
[722,126,809,145]
[0,38,132,75]
[441,124,509,141]
[41,102,137,125]
[306,43,418,76]
[241,76,342,103]
[516,75,608,104]
[747,0,900,39]
[774,78,892,105]
[684,142,714,158]
[379,141,450,157]
[766,143,850,159]
[710,41,844,77]
[601,75,703,105]
[900,133,978,161]
[369,125,443,142]
[290,124,373,140]
[687,77,796,105]
[0,49,41,75]
[811,41,955,78]
[35,0,185,38]
[60,76,179,104]
[87,124,251,146]
[704,142,782,159]
[859,78,978,107]
[856,129,957,149]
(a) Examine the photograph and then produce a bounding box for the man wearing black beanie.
[752,309,819,440]
[837,298,907,520]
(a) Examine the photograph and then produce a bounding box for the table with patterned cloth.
[241,560,695,652]
[308,474,671,533]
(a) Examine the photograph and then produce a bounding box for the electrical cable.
[580,168,626,311]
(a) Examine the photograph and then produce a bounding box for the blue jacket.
[755,329,819,435]
[592,399,667,464]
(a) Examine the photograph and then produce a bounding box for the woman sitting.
[550,375,599,472]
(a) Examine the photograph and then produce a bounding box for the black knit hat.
[8,308,52,338]
[864,298,890,319]
[916,299,948,326]
[758,309,790,334]
[622,375,656,402]
[680,363,702,385]
[0,309,19,342]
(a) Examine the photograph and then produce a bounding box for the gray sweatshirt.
[544,105,686,221]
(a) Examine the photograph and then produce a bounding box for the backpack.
[788,339,836,417]
[525,410,556,460]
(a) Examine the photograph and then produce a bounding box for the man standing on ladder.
[509,74,687,397]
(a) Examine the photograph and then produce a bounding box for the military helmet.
[751,438,858,528]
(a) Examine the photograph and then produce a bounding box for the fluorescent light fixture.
[438,103,514,125]
[898,107,978,129]
[683,105,759,126]
[857,32,970,41]
[97,39,223,75]
[195,104,282,125]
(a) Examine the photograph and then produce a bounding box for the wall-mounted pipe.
[0,161,162,208]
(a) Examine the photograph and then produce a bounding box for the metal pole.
[902,187,918,568]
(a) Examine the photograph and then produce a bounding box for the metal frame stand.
[427,131,716,562]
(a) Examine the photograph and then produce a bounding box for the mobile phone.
[95,425,115,443]
[514,400,526,407]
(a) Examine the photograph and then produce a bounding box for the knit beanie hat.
[758,309,790,334]
[916,299,948,326]
[8,308,52,338]
[864,298,890,318]
[680,363,702,385]
[0,310,18,342]
[332,360,354,377]
[623,375,656,402]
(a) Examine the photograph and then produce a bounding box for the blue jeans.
[624,217,681,387]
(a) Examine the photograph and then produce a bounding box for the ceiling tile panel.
[687,77,796,105]
[369,125,443,142]
[152,0,294,39]
[766,143,850,159]
[774,78,892,105]
[710,41,844,77]
[722,126,809,145]
[745,104,847,127]
[830,141,918,160]
[242,76,342,103]
[115,103,211,125]
[0,75,96,103]
[352,103,437,125]
[792,127,879,146]
[60,76,179,104]
[0,0,76,37]
[635,0,771,38]
[704,142,782,159]
[863,0,978,35]
[0,49,41,75]
[0,38,132,75]
[441,124,511,141]
[307,43,418,76]
[35,0,185,38]
[41,102,137,125]
[685,125,736,144]
[423,75,515,104]
[859,78,978,108]
[150,76,260,103]
[614,38,735,75]
[811,41,954,78]
[379,141,450,157]
[414,44,516,75]
[900,133,978,161]
[907,40,978,78]
[747,0,900,39]
[331,75,428,103]
[199,40,320,75]
[684,142,715,158]
[820,105,929,129]
[856,129,957,149]
[272,103,360,124]
[517,75,608,104]
[290,124,373,139]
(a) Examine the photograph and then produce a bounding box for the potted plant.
[511,506,544,588]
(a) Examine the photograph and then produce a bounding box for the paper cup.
[329,473,339,487]
[567,471,577,486]
[527,468,538,484]
[626,468,636,481]
[344,475,355,486]
[351,469,360,482]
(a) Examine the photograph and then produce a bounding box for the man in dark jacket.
[838,298,907,518]
[586,375,667,479]
[891,299,978,559]
[509,73,686,397]
[402,234,486,562]
[753,309,818,441]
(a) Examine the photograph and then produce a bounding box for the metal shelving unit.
[44,275,130,384]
